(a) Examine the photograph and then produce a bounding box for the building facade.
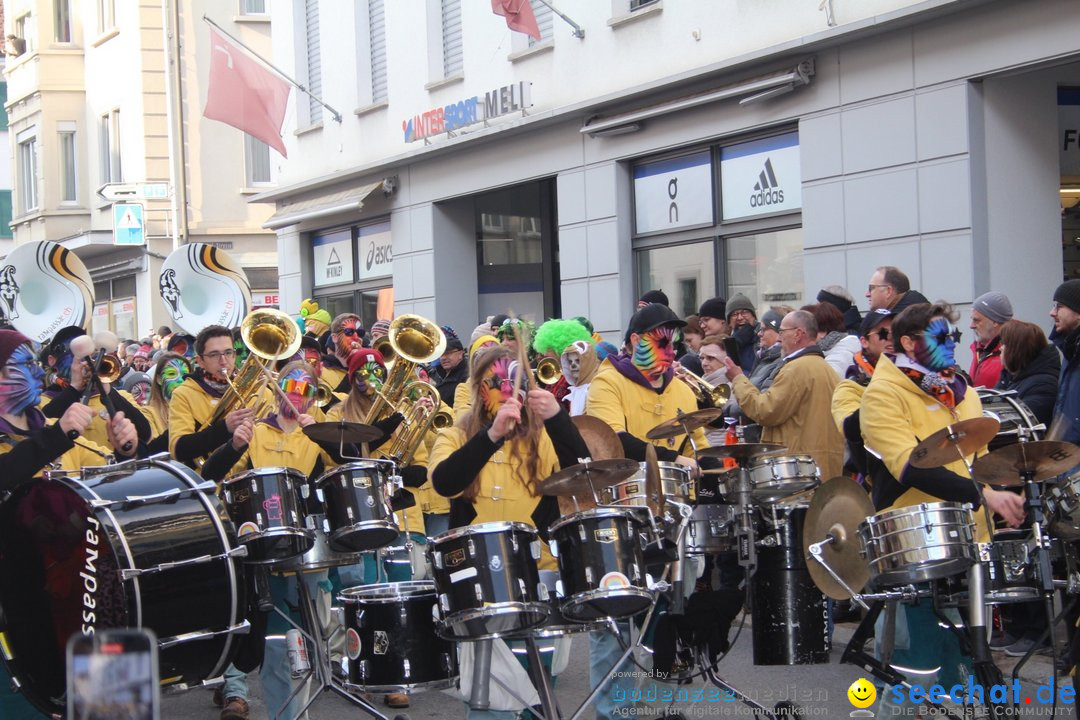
[256,0,1075,360]
[3,0,279,341]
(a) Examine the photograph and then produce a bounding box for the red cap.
[347,348,385,382]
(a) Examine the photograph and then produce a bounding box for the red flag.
[491,0,541,41]
[204,29,290,157]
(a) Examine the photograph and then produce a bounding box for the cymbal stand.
[272,575,388,720]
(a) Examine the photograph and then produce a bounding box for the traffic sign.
[113,203,145,246]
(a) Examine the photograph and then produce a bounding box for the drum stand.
[272,576,392,720]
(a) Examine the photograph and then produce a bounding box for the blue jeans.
[222,662,248,701]
[263,571,331,720]
[589,623,637,720]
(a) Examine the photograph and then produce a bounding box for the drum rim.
[436,601,551,641]
[223,466,307,485]
[430,520,538,544]
[338,580,436,602]
[236,527,316,565]
[747,454,816,470]
[560,586,653,620]
[548,506,642,533]
[858,501,974,530]
[344,678,457,695]
[314,459,396,485]
[868,555,975,585]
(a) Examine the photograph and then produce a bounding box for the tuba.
[158,244,250,335]
[0,241,94,344]
[210,308,302,424]
[363,315,447,465]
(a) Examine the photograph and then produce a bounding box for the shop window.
[725,227,804,311]
[636,240,716,318]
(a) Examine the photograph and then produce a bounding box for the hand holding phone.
[722,337,740,367]
[67,628,160,720]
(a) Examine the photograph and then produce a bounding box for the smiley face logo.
[847,678,877,709]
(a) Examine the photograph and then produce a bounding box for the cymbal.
[572,415,623,461]
[646,408,725,441]
[538,459,640,497]
[908,417,1000,469]
[802,476,874,601]
[971,441,1080,486]
[302,421,383,445]
[644,443,665,516]
[697,443,786,461]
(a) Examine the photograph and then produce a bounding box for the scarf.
[607,352,673,393]
[895,355,967,409]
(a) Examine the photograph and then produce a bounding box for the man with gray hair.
[321,312,365,392]
[724,310,844,479]
[968,290,1013,388]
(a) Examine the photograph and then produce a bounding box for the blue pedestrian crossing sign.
[113,202,145,246]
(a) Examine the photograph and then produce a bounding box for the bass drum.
[977,388,1044,450]
[0,457,247,716]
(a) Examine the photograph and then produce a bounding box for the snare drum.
[0,456,247,716]
[858,502,976,586]
[978,388,1044,450]
[221,467,314,563]
[339,581,458,694]
[428,522,549,640]
[316,461,399,552]
[684,504,738,555]
[751,506,829,665]
[549,508,652,621]
[602,463,692,507]
[746,455,820,504]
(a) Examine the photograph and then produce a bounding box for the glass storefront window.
[725,227,804,312]
[636,240,716,318]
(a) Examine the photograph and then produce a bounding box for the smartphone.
[67,628,160,720]
[722,337,740,367]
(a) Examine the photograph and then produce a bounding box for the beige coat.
[732,348,844,480]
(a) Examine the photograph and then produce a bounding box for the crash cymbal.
[572,415,623,461]
[646,408,726,441]
[538,459,640,497]
[697,443,786,461]
[908,417,1001,469]
[302,421,383,445]
[802,476,874,601]
[971,441,1080,486]
[644,443,665,516]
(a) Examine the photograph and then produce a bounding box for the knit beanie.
[1054,280,1080,315]
[347,348,385,382]
[697,297,727,321]
[972,291,1013,325]
[725,293,756,321]
[817,288,853,313]
[0,329,30,367]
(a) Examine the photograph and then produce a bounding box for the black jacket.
[432,360,469,407]
[997,343,1061,427]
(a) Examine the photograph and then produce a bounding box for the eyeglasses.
[339,327,360,337]
[777,327,799,335]
[867,284,889,293]
[729,310,754,320]
[201,349,236,361]
[1052,302,1063,312]
[280,377,317,398]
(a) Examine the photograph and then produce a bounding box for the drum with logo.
[315,460,399,552]
[221,467,313,563]
[0,456,247,716]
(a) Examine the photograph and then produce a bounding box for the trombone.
[674,365,731,406]
[534,357,562,387]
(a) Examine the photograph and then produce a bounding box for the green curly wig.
[533,319,593,356]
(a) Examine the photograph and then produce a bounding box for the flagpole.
[202,15,343,123]
[533,0,585,39]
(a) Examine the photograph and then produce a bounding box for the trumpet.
[675,365,731,406]
[313,380,336,409]
[94,353,124,384]
[535,357,562,386]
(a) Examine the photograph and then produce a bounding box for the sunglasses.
[872,328,891,341]
[339,327,361,337]
[280,378,317,398]
[927,327,963,345]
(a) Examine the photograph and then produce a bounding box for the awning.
[262,181,383,230]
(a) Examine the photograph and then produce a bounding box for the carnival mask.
[0,345,44,416]
[914,317,961,372]
[632,327,677,379]
[279,369,317,419]
[158,359,189,401]
[480,357,520,416]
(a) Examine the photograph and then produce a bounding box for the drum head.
[0,481,128,715]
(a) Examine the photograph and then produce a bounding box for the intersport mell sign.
[402,82,532,143]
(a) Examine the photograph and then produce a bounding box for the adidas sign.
[749,157,785,208]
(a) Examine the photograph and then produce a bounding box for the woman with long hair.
[144,351,190,454]
[429,345,589,720]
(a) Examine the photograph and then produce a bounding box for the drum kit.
[803,413,1080,719]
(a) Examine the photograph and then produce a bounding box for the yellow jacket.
[218,421,334,481]
[860,355,988,538]
[0,421,114,478]
[585,361,708,455]
[831,379,865,434]
[168,377,221,458]
[429,426,560,569]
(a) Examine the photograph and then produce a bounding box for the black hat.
[1053,280,1080,315]
[300,335,321,352]
[156,325,172,337]
[639,289,669,307]
[697,297,726,321]
[626,303,686,341]
[859,308,894,338]
[441,325,464,351]
[759,309,784,332]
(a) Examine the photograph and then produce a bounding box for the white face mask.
[561,341,589,385]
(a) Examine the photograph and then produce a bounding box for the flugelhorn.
[675,365,731,405]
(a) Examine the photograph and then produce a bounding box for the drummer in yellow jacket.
[586,304,707,470]
[859,302,1024,718]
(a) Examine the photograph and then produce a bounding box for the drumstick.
[505,318,533,434]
